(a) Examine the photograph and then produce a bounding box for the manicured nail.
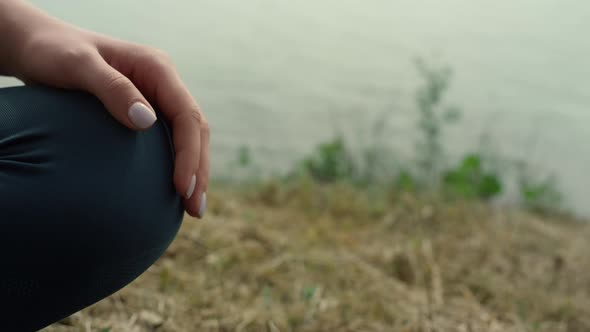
[128,102,157,129]
[185,174,196,199]
[198,192,207,218]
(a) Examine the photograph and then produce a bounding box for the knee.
[0,86,185,331]
[0,85,184,266]
[53,86,185,262]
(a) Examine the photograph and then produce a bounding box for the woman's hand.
[0,1,208,218]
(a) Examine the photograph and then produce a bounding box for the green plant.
[395,169,416,192]
[355,106,399,186]
[237,145,252,167]
[513,139,564,215]
[287,56,567,215]
[443,154,502,200]
[302,285,318,303]
[518,169,562,214]
[301,137,357,183]
[413,57,461,187]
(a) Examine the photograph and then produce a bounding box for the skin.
[0,0,209,218]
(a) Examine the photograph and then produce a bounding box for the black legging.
[0,86,184,331]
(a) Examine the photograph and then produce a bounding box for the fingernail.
[128,102,157,129]
[185,174,196,199]
[198,192,207,218]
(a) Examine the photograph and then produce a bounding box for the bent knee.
[0,85,184,265]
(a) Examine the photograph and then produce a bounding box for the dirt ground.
[44,183,590,332]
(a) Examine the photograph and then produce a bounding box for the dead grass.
[44,181,590,332]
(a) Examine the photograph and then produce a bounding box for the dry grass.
[44,181,590,332]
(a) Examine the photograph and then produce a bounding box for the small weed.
[237,145,252,167]
[301,137,356,183]
[518,167,563,215]
[443,154,502,200]
[302,286,317,303]
[289,57,562,214]
[413,57,459,187]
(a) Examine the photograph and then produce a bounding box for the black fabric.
[0,86,184,331]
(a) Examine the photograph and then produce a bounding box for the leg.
[0,86,184,331]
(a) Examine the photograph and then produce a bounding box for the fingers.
[97,42,210,218]
[196,123,210,217]
[165,81,209,219]
[170,110,202,216]
[76,52,157,131]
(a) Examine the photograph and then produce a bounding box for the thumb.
[78,55,157,130]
